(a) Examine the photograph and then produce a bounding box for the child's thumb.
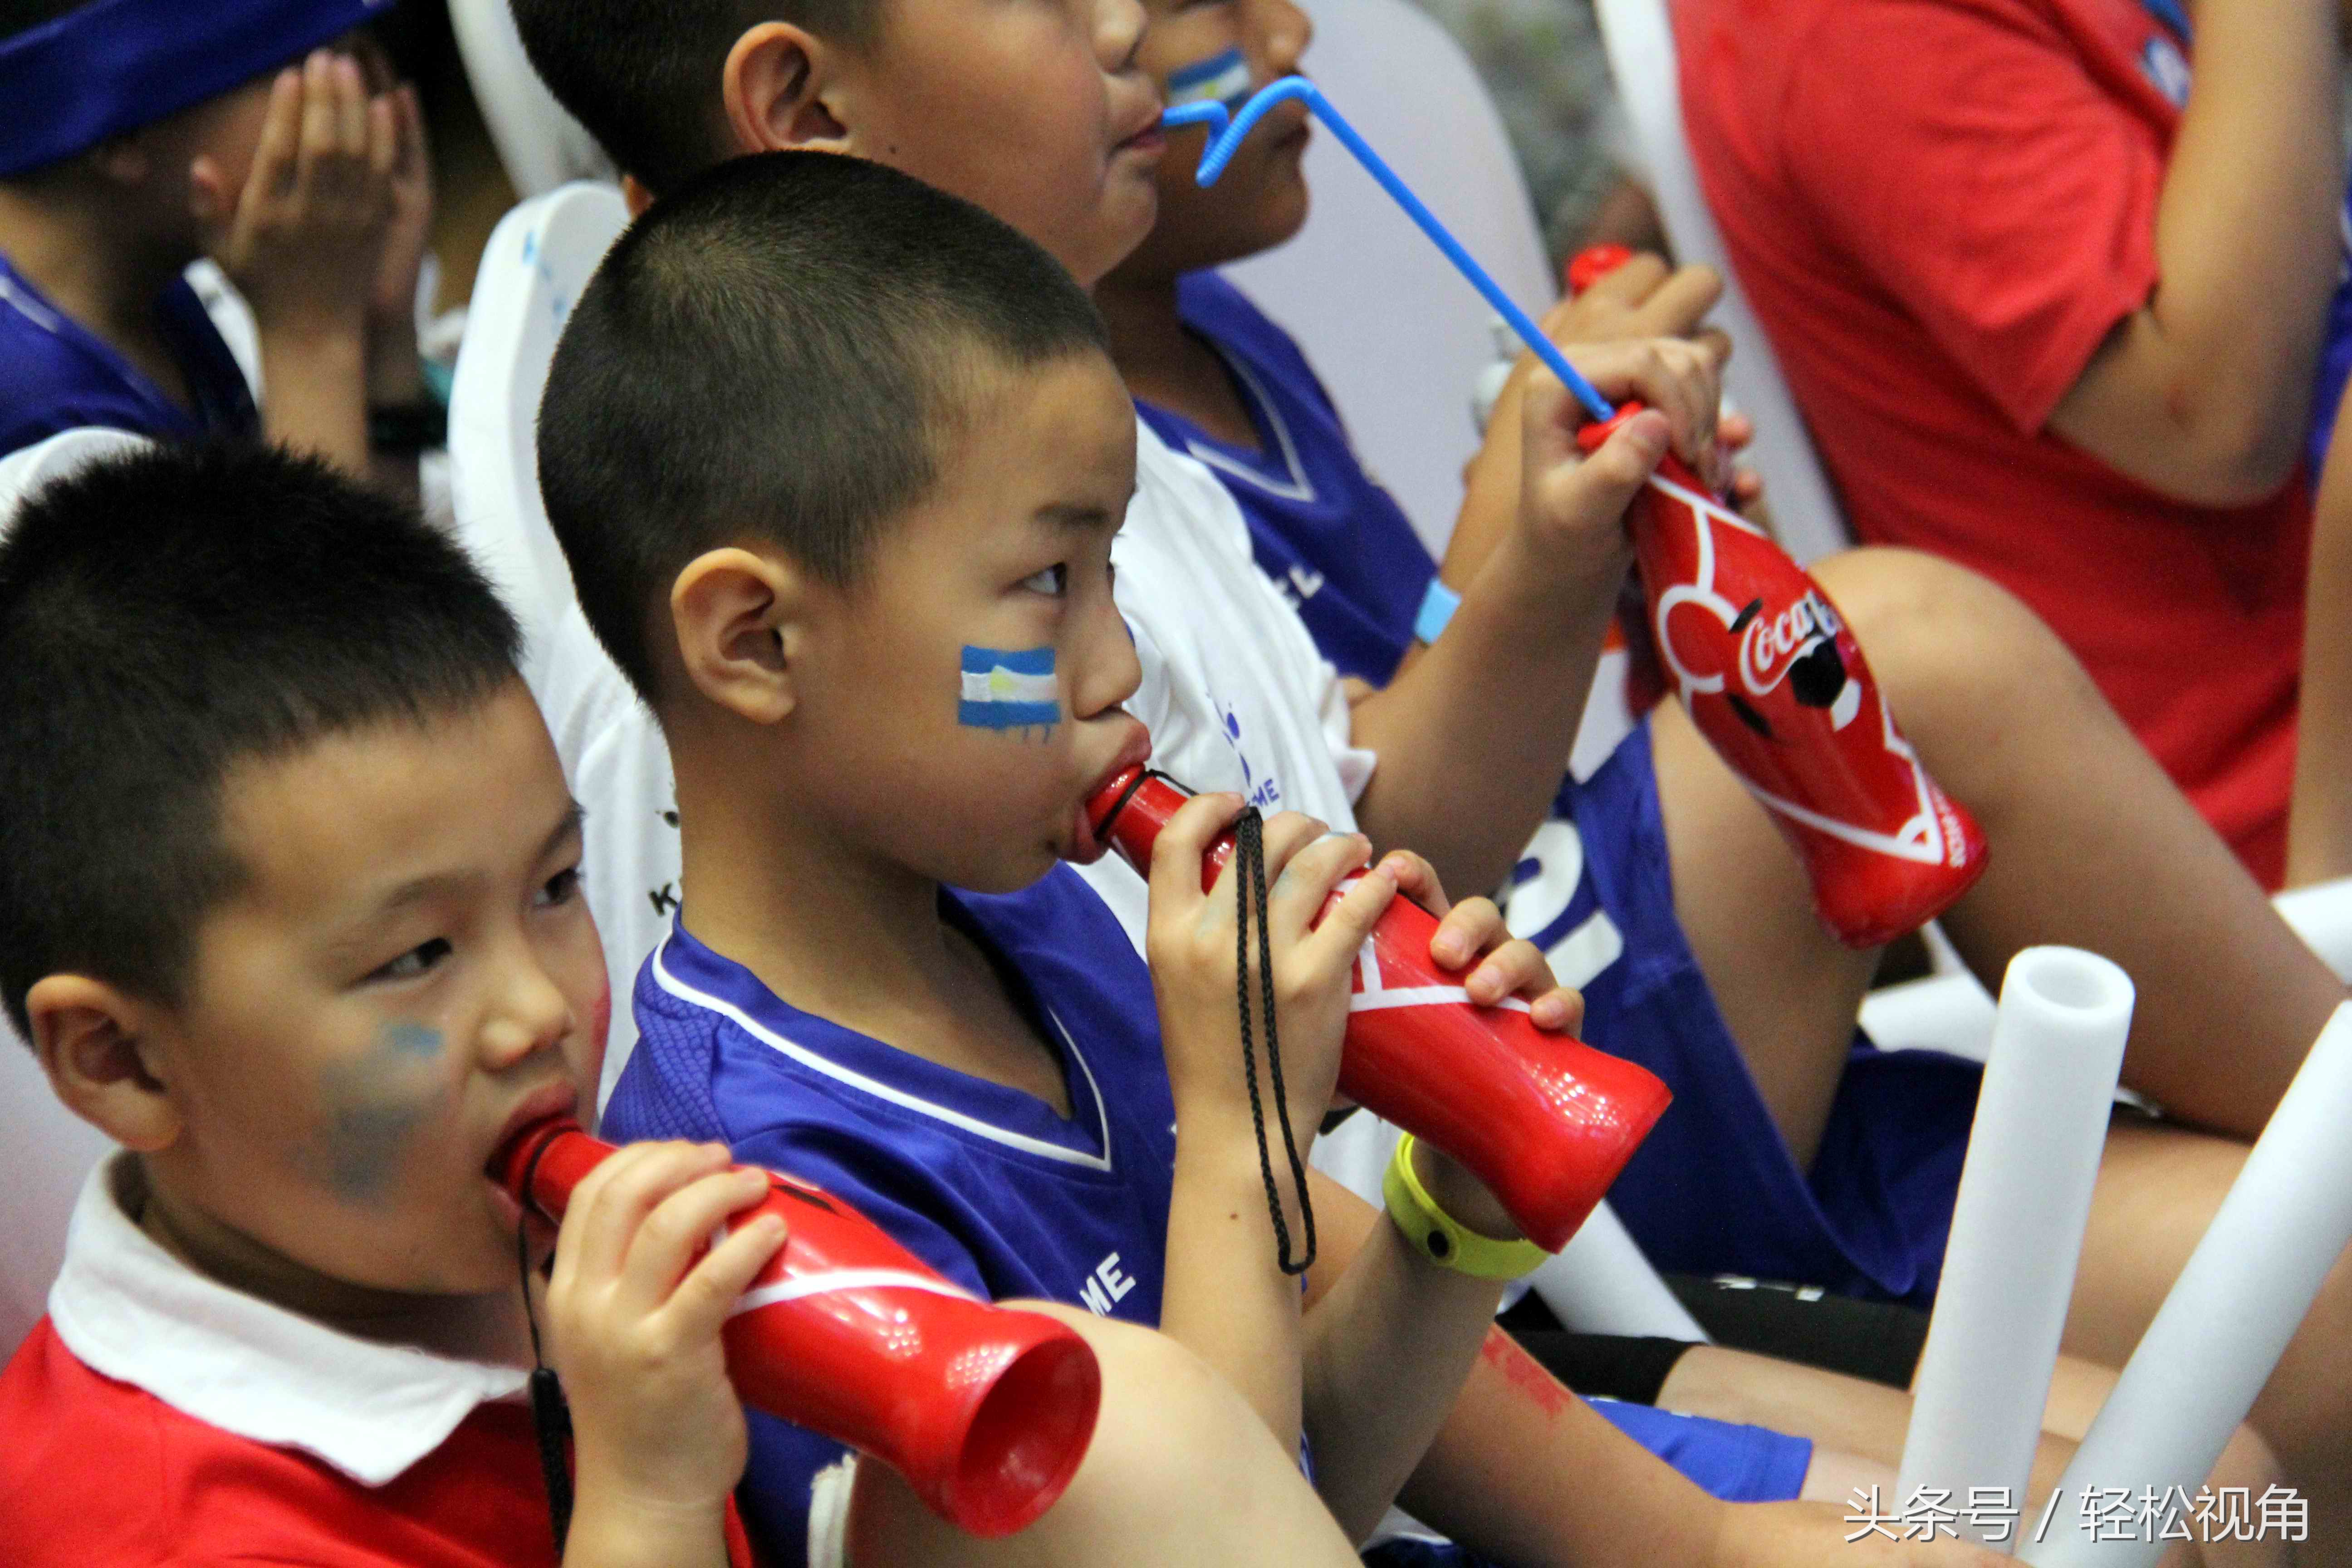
[1540,408,1669,534]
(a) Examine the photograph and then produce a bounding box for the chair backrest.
[447,0,617,198]
[1590,0,1850,564]
[447,183,678,1108]
[1223,0,1553,557]
[0,427,149,1358]
[448,181,628,682]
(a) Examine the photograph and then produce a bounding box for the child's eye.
[370,938,451,984]
[536,867,583,908]
[1021,564,1070,597]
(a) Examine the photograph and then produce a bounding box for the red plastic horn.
[1085,771,1671,1253]
[496,1120,1100,1537]
[1568,247,1988,947]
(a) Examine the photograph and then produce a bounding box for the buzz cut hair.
[509,0,887,194]
[535,150,1110,710]
[0,442,524,1039]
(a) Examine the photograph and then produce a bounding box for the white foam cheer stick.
[2022,1000,2352,1568]
[1898,947,2134,1549]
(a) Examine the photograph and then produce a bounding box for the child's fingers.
[612,1166,773,1319]
[334,55,371,163]
[1147,790,1245,908]
[366,94,398,186]
[241,69,304,210]
[662,1209,791,1346]
[396,84,429,185]
[1429,897,1504,974]
[556,1141,734,1294]
[291,53,341,199]
[1461,932,1556,1009]
[1528,985,1585,1035]
[1300,855,1398,972]
[1200,807,1320,918]
[1265,827,1372,938]
[1625,262,1724,341]
[1374,849,1448,919]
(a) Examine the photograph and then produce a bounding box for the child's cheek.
[305,1021,452,1207]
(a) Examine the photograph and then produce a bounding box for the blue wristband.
[1414,578,1462,645]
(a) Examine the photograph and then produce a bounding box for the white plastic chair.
[448,181,627,682]
[448,0,617,198]
[448,183,681,1111]
[1591,0,1852,566]
[0,427,150,1358]
[1223,0,1553,558]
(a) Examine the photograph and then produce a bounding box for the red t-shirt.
[0,1320,761,1568]
[1677,0,2308,886]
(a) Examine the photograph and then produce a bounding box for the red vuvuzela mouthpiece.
[1084,770,1671,1253]
[495,1119,1100,1538]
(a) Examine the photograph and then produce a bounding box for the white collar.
[47,1155,529,1487]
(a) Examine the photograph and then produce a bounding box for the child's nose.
[1260,0,1312,74]
[480,953,576,1070]
[1071,605,1143,719]
[1097,0,1147,73]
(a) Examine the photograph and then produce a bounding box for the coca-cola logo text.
[1739,591,1843,697]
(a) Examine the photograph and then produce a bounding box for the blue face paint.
[1167,48,1254,114]
[311,1021,448,1206]
[960,646,1062,735]
[382,1021,444,1057]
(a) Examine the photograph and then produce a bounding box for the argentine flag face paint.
[960,646,1062,734]
[1166,47,1254,114]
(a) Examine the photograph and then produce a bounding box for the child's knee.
[1808,545,2098,720]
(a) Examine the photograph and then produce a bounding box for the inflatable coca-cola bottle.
[495,1120,1100,1537]
[1568,247,1988,948]
[1086,769,1671,1253]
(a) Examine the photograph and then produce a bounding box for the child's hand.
[1144,792,1399,1141]
[363,81,435,404]
[544,1141,788,1522]
[1379,850,1582,1032]
[1515,336,1727,586]
[191,51,398,343]
[1378,851,1582,1241]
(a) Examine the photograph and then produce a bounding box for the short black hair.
[0,443,524,1039]
[537,150,1109,707]
[510,0,886,194]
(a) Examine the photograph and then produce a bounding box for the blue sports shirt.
[0,254,257,457]
[602,867,1176,1563]
[1135,271,1440,686]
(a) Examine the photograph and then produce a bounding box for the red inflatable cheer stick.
[1568,247,1989,948]
[1086,769,1671,1253]
[495,1119,1101,1538]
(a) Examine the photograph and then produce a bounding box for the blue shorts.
[1358,1399,1810,1566]
[1508,719,1984,1309]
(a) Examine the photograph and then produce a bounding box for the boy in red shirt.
[0,442,1370,1568]
[1677,0,2344,890]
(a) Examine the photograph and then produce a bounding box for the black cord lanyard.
[515,1141,575,1558]
[1232,807,1317,1276]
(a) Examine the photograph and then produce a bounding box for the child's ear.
[672,548,808,725]
[24,976,183,1153]
[723,23,851,157]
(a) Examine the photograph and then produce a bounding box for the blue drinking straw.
[1166,78,1619,425]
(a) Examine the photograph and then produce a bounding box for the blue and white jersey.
[1136,272,1439,686]
[0,253,257,457]
[602,864,1176,1565]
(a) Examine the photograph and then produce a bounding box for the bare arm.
[1439,258,1729,597]
[1352,345,1720,895]
[2044,0,2342,505]
[2289,386,2352,884]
